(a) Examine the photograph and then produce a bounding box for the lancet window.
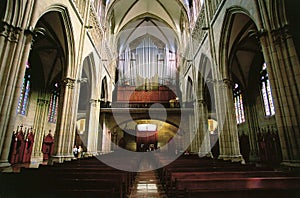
[261,63,275,116]
[233,83,245,124]
[17,62,31,115]
[48,83,60,123]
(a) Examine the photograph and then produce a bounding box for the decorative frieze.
[192,8,206,46]
[89,5,103,48]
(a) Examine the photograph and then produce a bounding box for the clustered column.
[196,99,211,157]
[264,26,300,164]
[31,98,49,162]
[0,23,33,167]
[86,99,100,156]
[50,78,76,163]
[216,79,243,163]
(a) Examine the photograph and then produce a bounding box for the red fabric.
[9,131,25,164]
[22,132,34,163]
[42,133,54,160]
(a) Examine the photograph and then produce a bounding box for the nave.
[1,152,300,198]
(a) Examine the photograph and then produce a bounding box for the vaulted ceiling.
[30,11,67,90]
[228,13,263,89]
[106,0,189,52]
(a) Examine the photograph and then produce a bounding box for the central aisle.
[129,170,166,198]
[129,156,167,198]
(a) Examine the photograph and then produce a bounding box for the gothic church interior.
[0,0,300,197]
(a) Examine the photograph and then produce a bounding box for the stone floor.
[129,154,167,198]
[129,170,167,198]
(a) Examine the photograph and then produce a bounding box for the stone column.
[216,79,244,163]
[178,109,191,153]
[0,25,33,168]
[86,99,100,156]
[254,0,300,167]
[98,115,103,153]
[267,27,300,165]
[190,100,201,154]
[189,107,198,153]
[196,99,212,157]
[49,78,76,163]
[101,114,111,153]
[245,104,260,162]
[31,98,49,163]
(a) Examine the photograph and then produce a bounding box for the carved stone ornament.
[63,78,75,89]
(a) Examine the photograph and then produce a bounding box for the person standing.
[78,146,83,158]
[73,145,78,158]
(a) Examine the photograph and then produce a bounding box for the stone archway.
[0,8,76,164]
[30,7,76,164]
[99,107,193,154]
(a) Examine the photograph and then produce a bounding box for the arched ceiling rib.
[107,0,189,52]
[107,0,188,34]
[31,11,67,89]
[118,17,176,52]
[229,14,261,89]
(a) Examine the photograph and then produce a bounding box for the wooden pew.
[165,170,294,191]
[168,177,300,197]
[0,155,137,198]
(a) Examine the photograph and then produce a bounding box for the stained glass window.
[48,83,60,123]
[17,62,31,115]
[233,83,245,124]
[261,63,275,116]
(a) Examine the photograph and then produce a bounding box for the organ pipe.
[118,35,177,88]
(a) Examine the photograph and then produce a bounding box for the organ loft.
[0,0,300,197]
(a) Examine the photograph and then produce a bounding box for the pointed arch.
[86,53,98,99]
[186,76,193,102]
[101,76,108,102]
[43,5,76,78]
[197,54,214,112]
[219,6,255,80]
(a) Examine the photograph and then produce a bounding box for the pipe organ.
[118,36,177,88]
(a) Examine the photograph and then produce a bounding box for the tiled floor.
[129,155,167,198]
[129,170,167,198]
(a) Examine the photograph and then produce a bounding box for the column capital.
[37,98,49,105]
[196,99,206,105]
[62,77,75,89]
[0,22,10,38]
[8,27,21,43]
[0,23,22,42]
[271,25,292,44]
[89,99,100,107]
[89,99,98,103]
[221,78,233,88]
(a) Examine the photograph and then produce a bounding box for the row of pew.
[156,154,300,198]
[0,153,139,198]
